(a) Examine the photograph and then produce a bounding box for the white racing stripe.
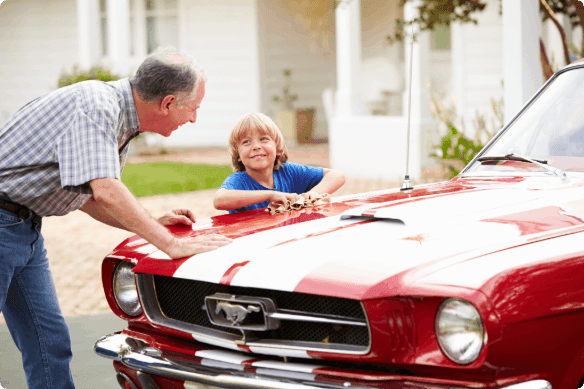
[194,349,257,364]
[173,216,369,283]
[419,229,584,289]
[230,220,408,291]
[370,188,544,224]
[191,334,241,351]
[175,183,584,294]
[247,346,310,358]
[199,358,246,371]
[251,360,324,373]
[254,367,317,381]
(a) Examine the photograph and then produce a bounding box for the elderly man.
[0,47,231,388]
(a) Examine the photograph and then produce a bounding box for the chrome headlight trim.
[112,261,143,317]
[435,298,484,365]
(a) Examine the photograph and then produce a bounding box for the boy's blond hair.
[229,112,289,172]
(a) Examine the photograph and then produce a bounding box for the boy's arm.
[214,188,301,211]
[303,168,346,199]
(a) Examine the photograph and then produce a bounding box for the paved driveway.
[0,312,125,389]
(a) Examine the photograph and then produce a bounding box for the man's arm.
[303,168,346,199]
[82,178,231,258]
[213,188,300,211]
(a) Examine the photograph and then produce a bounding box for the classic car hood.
[124,177,584,300]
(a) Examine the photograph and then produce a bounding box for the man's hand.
[159,209,196,226]
[165,234,233,259]
[269,191,301,204]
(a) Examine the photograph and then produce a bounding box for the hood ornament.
[215,301,260,326]
[205,293,280,344]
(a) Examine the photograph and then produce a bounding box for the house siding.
[258,0,336,141]
[0,0,78,125]
[451,0,504,139]
[159,0,262,147]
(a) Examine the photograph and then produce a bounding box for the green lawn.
[122,163,233,197]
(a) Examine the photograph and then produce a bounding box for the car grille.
[137,274,370,354]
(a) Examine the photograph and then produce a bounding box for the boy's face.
[237,127,278,174]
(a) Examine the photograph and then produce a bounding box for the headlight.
[112,261,142,317]
[435,298,484,364]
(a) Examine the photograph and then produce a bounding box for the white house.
[0,0,578,179]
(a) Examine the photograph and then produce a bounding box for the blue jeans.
[0,205,75,388]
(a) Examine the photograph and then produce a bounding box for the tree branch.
[540,0,571,65]
[571,0,584,56]
[540,38,555,80]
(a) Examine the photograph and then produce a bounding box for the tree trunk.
[571,0,584,56]
[540,0,571,65]
[540,38,555,80]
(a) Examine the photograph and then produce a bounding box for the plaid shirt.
[0,78,140,216]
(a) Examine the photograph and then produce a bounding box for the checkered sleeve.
[57,109,121,192]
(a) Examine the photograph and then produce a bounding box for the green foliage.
[121,163,233,197]
[429,91,502,178]
[387,0,582,46]
[431,125,484,177]
[272,69,298,110]
[58,66,119,88]
[543,0,584,29]
[387,0,487,44]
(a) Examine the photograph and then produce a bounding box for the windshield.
[464,66,584,175]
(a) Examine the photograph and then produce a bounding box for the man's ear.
[159,95,176,115]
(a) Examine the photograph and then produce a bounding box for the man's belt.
[0,198,42,223]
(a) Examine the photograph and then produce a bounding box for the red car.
[95,61,584,389]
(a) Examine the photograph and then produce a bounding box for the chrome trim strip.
[136,274,372,355]
[95,333,375,389]
[268,311,367,327]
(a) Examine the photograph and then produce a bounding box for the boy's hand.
[159,209,197,226]
[269,191,301,204]
[301,191,320,201]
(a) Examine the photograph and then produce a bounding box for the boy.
[214,112,345,213]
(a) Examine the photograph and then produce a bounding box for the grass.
[122,163,233,197]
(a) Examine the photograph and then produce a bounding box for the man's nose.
[189,111,197,123]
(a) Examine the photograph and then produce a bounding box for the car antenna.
[400,23,415,191]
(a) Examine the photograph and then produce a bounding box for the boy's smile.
[238,127,278,176]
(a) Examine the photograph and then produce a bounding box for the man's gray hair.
[130,46,206,105]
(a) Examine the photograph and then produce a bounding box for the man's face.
[161,79,206,137]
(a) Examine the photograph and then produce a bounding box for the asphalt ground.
[0,312,125,389]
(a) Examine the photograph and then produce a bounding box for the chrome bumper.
[94,332,552,389]
[95,332,372,389]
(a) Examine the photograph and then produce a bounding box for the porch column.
[335,0,363,116]
[107,0,130,75]
[76,0,100,71]
[502,0,542,124]
[132,0,147,58]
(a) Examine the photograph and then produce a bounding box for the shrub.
[58,66,119,88]
[429,93,502,178]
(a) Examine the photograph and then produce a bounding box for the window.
[99,0,179,59]
[145,0,178,53]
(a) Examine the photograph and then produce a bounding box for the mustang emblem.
[215,301,260,326]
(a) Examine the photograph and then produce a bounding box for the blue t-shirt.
[220,162,324,213]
